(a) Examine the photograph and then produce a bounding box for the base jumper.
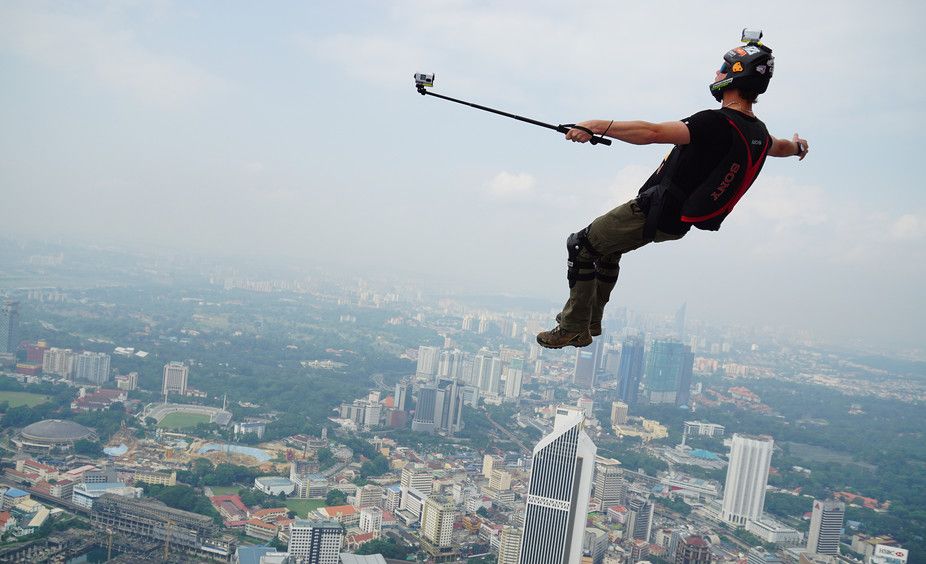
[537,31,810,349]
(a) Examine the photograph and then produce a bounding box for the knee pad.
[566,227,599,288]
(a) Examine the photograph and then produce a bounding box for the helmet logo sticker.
[735,48,747,56]
[743,45,761,55]
[732,62,744,73]
[756,65,767,75]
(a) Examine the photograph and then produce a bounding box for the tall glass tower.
[616,336,644,406]
[519,407,597,564]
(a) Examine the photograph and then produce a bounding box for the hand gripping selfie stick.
[413,73,611,147]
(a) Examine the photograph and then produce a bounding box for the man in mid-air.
[537,30,809,349]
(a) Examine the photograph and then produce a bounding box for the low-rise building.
[316,505,359,527]
[72,482,143,510]
[210,495,249,522]
[245,518,279,542]
[255,476,295,496]
[132,470,176,487]
[748,516,803,546]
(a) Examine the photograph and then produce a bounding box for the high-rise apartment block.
[162,361,189,395]
[416,345,440,379]
[43,347,76,378]
[721,434,774,526]
[806,499,845,556]
[0,300,20,354]
[519,407,597,564]
[504,358,524,400]
[74,351,111,385]
[287,519,343,564]
[617,336,645,405]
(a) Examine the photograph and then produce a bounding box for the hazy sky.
[2,1,924,352]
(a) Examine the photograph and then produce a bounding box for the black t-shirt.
[638,109,765,234]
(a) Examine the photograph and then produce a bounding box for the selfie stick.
[413,73,611,147]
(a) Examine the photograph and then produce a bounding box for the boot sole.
[536,334,594,349]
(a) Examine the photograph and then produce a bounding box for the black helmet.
[709,29,774,101]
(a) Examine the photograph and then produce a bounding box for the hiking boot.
[536,325,593,349]
[555,313,602,337]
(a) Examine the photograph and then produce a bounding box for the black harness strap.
[640,148,685,242]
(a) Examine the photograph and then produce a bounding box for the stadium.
[139,402,233,429]
[14,419,98,453]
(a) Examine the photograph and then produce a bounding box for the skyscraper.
[721,434,774,526]
[394,381,411,412]
[519,407,597,564]
[572,349,596,389]
[287,519,343,564]
[617,336,644,406]
[806,499,845,556]
[592,457,624,508]
[435,378,464,435]
[675,302,687,340]
[162,361,189,395]
[412,385,438,433]
[416,346,440,379]
[626,496,654,542]
[0,300,20,354]
[644,340,694,406]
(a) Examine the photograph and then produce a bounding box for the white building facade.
[519,407,597,564]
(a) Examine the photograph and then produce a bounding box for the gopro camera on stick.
[414,73,434,88]
[741,29,763,44]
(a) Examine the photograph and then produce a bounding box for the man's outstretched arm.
[769,133,810,160]
[567,119,691,146]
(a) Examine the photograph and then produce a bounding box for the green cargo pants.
[559,199,685,333]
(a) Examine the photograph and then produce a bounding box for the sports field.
[285,499,325,517]
[208,486,242,496]
[0,391,52,408]
[157,412,211,429]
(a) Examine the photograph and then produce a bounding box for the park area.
[0,391,52,408]
[157,411,211,429]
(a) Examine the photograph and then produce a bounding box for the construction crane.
[164,518,174,561]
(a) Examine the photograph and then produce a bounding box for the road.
[485,411,531,455]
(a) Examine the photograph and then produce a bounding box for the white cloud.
[889,213,926,241]
[732,175,829,232]
[484,171,535,200]
[0,5,224,108]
